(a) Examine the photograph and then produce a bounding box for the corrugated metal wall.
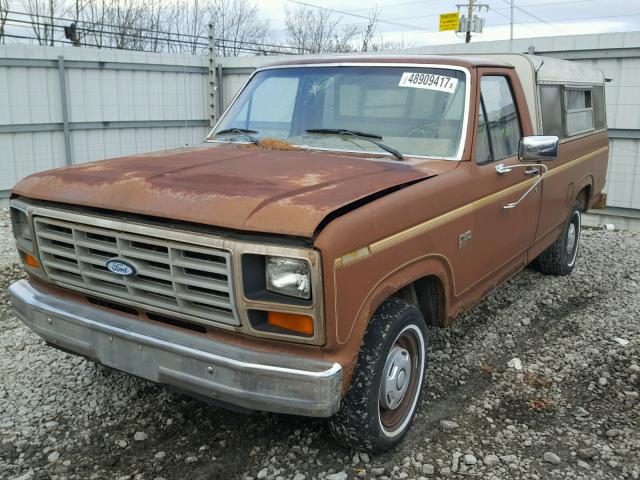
[0,45,211,195]
[2,33,640,221]
[584,57,640,211]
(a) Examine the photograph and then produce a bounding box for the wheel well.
[577,184,591,212]
[391,275,446,327]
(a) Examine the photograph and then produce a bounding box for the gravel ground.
[1,216,639,480]
[0,209,19,268]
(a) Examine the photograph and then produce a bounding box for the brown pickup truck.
[9,54,608,452]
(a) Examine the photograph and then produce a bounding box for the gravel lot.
[1,207,639,480]
[0,209,19,268]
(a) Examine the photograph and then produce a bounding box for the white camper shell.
[459,53,606,139]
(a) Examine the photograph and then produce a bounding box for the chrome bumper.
[9,280,342,417]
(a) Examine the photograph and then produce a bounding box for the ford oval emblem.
[106,259,136,276]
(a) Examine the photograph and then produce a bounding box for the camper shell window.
[565,88,594,136]
[539,85,564,139]
[540,84,606,139]
[592,85,606,130]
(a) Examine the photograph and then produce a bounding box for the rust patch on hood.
[13,144,457,237]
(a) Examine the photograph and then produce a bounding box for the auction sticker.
[398,72,458,93]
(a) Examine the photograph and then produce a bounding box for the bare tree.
[22,0,66,45]
[285,5,358,54]
[0,0,9,44]
[61,0,90,45]
[143,0,166,52]
[359,7,380,53]
[186,0,208,54]
[76,0,109,47]
[332,23,358,53]
[98,0,174,51]
[369,34,416,52]
[15,0,275,55]
[164,0,207,54]
[72,0,151,50]
[209,0,269,57]
[105,0,148,49]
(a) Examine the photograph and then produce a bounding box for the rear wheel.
[328,298,427,452]
[538,204,581,275]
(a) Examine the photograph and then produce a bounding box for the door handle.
[501,163,549,210]
[495,163,512,174]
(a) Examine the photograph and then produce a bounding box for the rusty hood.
[13,144,455,238]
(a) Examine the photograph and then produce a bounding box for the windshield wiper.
[305,128,404,160]
[211,128,260,145]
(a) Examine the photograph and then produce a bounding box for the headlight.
[10,207,32,242]
[266,256,311,299]
[10,202,42,272]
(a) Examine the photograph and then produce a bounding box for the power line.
[385,0,596,21]
[1,33,203,52]
[455,0,490,43]
[5,10,307,52]
[343,0,447,12]
[493,0,596,11]
[4,10,309,54]
[286,0,437,32]
[5,17,205,46]
[488,6,538,33]
[489,11,640,28]
[500,0,567,34]
[270,9,640,42]
[7,10,205,40]
[286,0,619,42]
[347,0,594,15]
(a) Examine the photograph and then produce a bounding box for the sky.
[3,0,640,49]
[258,0,640,47]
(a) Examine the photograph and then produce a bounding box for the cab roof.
[264,54,514,70]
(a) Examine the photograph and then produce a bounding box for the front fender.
[344,254,453,344]
[323,253,454,386]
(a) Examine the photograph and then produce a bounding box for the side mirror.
[518,136,559,162]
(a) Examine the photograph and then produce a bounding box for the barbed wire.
[1,9,311,55]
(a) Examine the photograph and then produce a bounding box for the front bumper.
[9,279,342,417]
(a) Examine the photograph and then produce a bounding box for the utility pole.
[465,0,474,43]
[510,0,514,41]
[456,2,488,43]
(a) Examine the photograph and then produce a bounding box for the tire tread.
[328,298,426,452]
[538,204,581,276]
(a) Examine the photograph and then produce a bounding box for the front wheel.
[328,298,427,452]
[538,204,581,275]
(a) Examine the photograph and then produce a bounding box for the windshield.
[207,65,468,159]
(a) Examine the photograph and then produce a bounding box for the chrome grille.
[34,217,239,327]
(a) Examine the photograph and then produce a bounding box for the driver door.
[466,70,542,291]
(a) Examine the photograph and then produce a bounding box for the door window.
[476,76,522,163]
[476,98,492,163]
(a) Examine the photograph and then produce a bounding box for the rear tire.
[538,204,581,276]
[328,298,427,452]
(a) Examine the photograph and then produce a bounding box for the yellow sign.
[439,12,460,32]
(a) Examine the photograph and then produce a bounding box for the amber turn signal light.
[21,251,39,269]
[267,311,314,336]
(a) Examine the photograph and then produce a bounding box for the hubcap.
[380,346,412,410]
[567,222,577,255]
[377,324,425,438]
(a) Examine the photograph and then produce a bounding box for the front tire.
[328,298,427,452]
[538,204,581,276]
